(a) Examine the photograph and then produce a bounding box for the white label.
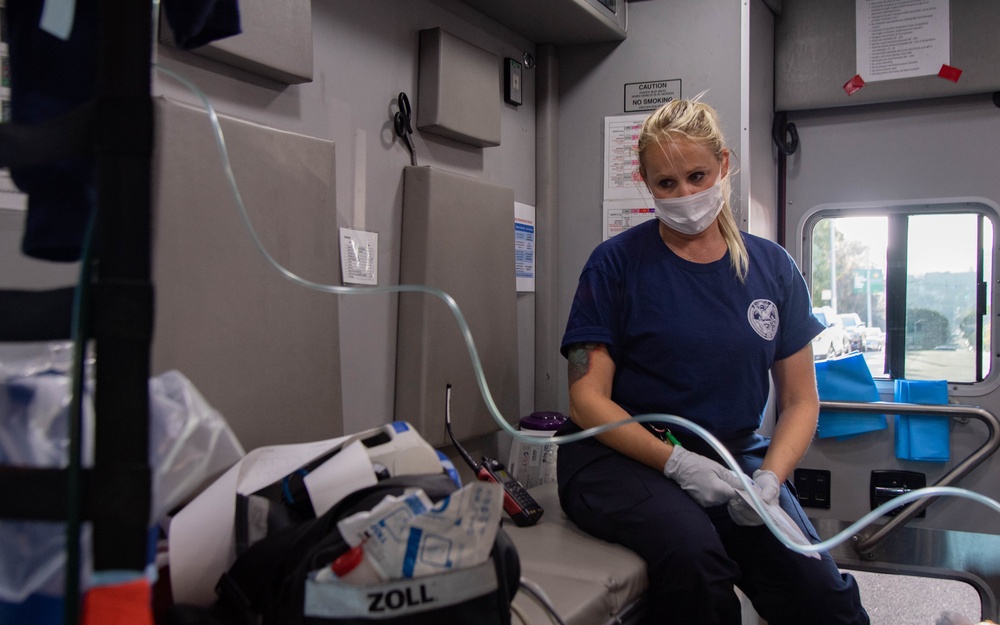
[624,79,681,112]
[340,227,378,285]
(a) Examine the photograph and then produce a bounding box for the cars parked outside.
[864,327,884,351]
[812,307,850,360]
[838,313,866,352]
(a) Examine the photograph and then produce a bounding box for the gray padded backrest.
[151,97,342,452]
[395,166,519,446]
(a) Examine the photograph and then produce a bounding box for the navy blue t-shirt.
[562,220,823,440]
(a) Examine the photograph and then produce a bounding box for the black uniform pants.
[556,429,869,625]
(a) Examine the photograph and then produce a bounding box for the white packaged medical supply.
[337,488,433,546]
[336,481,502,580]
[508,412,566,489]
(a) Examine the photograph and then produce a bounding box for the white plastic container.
[507,412,566,489]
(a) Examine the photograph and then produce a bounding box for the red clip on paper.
[938,64,963,83]
[843,74,866,96]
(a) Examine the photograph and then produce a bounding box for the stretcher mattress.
[504,482,647,625]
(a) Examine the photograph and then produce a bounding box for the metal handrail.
[817,400,1000,556]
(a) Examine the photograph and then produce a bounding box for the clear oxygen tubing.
[153,65,1000,559]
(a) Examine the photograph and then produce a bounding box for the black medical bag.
[202,473,520,625]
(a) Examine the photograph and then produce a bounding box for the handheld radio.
[444,384,543,527]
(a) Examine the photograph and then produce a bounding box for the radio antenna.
[445,384,479,471]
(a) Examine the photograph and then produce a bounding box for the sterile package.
[337,481,503,580]
[729,487,820,560]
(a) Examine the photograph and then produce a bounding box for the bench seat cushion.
[504,482,648,625]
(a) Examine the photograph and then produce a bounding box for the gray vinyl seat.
[504,482,647,625]
[505,481,767,625]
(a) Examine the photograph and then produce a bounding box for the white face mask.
[652,179,725,235]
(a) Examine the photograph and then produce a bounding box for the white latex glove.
[728,470,777,526]
[753,469,781,506]
[662,446,743,507]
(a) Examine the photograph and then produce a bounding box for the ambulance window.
[806,209,994,384]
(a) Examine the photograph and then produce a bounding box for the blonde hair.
[637,98,749,281]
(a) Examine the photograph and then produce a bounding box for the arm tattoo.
[567,343,600,385]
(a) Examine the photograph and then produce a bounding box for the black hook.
[771,111,799,156]
[393,92,416,166]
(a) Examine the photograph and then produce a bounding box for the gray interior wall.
[783,93,1000,534]
[555,0,744,415]
[776,0,1000,111]
[146,0,537,448]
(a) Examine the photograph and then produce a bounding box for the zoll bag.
[208,473,520,625]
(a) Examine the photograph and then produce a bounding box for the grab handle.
[816,400,1000,556]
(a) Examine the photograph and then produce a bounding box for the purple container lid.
[519,411,567,431]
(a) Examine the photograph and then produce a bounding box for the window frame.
[797,197,1000,397]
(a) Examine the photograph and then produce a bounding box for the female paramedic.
[556,98,869,625]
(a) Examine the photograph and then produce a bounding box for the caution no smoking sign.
[624,79,681,112]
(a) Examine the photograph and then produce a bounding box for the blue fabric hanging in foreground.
[894,379,950,462]
[815,352,887,440]
[7,0,98,261]
[7,0,241,262]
